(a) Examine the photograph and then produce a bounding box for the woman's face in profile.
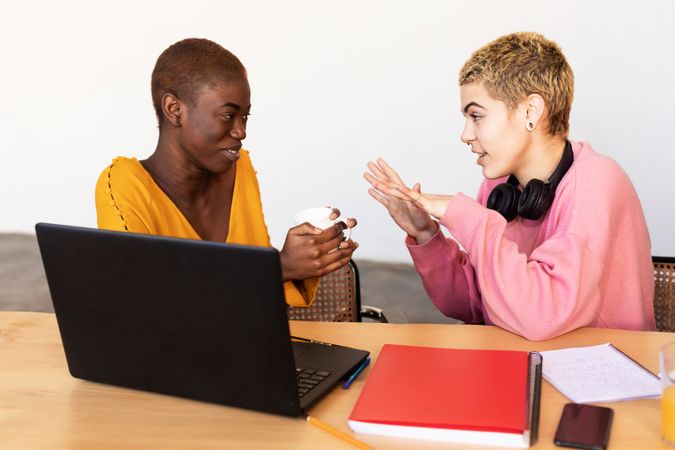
[179,77,251,173]
[460,82,528,180]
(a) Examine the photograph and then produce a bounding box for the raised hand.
[364,158,438,244]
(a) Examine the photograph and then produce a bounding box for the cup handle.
[336,217,352,241]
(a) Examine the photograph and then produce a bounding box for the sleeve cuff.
[283,278,320,307]
[406,227,456,271]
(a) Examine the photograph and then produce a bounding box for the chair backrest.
[287,260,361,322]
[653,256,675,332]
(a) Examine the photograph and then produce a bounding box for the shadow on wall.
[0,233,459,324]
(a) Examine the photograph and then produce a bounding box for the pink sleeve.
[442,193,602,341]
[406,228,485,324]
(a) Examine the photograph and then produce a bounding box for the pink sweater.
[407,141,655,341]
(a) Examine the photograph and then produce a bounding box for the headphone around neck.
[486,141,574,222]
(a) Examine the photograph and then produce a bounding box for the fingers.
[316,222,344,241]
[290,222,322,235]
[365,172,410,200]
[314,222,358,251]
[365,159,419,202]
[363,171,377,185]
[293,218,357,247]
[367,188,390,207]
[364,171,394,191]
[304,234,357,276]
[365,162,403,193]
[398,184,423,201]
[375,158,406,185]
[327,208,356,229]
[366,160,389,181]
[318,234,343,253]
[367,158,403,185]
[338,239,358,251]
[319,253,356,277]
[320,243,357,268]
[383,185,414,201]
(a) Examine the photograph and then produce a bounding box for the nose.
[460,120,475,145]
[230,118,247,141]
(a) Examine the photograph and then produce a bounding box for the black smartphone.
[554,403,613,450]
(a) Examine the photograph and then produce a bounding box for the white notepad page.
[540,343,660,403]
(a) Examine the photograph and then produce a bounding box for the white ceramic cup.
[293,207,352,240]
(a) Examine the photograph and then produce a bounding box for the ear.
[524,93,546,129]
[161,93,183,127]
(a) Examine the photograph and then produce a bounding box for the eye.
[221,113,235,120]
[470,113,482,122]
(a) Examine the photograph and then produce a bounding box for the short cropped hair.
[459,32,574,138]
[151,38,247,124]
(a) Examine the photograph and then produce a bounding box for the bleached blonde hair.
[459,32,574,138]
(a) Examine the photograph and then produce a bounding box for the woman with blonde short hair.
[365,32,654,340]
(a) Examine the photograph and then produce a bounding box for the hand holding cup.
[279,206,357,282]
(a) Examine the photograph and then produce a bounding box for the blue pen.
[342,356,370,389]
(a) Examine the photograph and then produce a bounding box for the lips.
[219,146,241,162]
[471,149,486,164]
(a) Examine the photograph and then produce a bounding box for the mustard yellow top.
[94,150,318,307]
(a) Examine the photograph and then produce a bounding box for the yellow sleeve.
[284,279,320,307]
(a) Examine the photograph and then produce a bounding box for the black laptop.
[35,223,369,417]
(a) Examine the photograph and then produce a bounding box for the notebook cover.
[348,344,530,434]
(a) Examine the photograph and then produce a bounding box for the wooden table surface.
[0,312,672,449]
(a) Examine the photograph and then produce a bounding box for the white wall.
[1,0,673,262]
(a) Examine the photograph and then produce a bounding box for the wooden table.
[0,312,671,449]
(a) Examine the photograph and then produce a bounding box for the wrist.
[411,221,438,245]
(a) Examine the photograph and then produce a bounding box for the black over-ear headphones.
[486,141,574,221]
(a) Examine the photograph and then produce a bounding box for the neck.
[141,131,229,205]
[514,134,567,187]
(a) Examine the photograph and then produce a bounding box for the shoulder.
[95,156,153,204]
[567,141,634,193]
[556,140,642,228]
[96,156,146,186]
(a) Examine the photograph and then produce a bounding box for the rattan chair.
[287,260,387,322]
[653,256,675,332]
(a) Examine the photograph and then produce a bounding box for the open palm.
[364,158,438,240]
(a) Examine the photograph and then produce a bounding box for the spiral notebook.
[540,343,660,403]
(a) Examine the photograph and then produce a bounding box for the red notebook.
[348,344,541,447]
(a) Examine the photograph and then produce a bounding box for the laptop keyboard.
[296,367,332,397]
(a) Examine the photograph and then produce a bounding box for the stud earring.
[526,121,535,131]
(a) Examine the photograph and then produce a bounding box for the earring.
[526,121,535,132]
